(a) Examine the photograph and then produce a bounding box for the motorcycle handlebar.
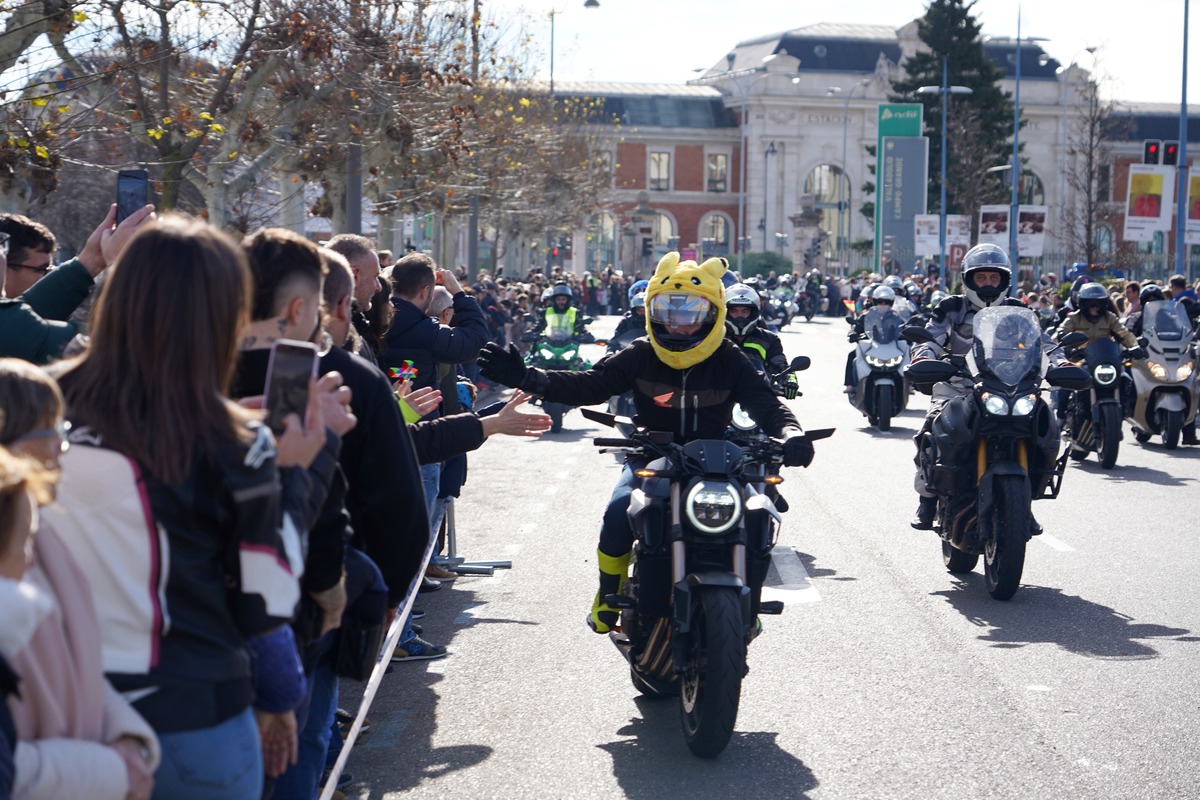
[593,437,636,448]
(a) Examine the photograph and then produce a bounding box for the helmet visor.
[649,294,716,327]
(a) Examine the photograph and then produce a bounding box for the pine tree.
[889,0,1018,221]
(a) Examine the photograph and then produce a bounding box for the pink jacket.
[7,525,160,800]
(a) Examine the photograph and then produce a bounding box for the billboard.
[879,136,929,269]
[1186,168,1200,246]
[914,214,971,256]
[1123,164,1175,242]
[874,103,924,270]
[978,205,1009,249]
[1017,205,1049,258]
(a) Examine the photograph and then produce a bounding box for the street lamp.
[918,57,972,284]
[1175,0,1190,275]
[548,2,599,95]
[828,77,871,276]
[1005,15,1049,293]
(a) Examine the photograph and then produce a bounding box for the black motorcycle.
[584,407,831,757]
[905,308,1090,600]
[1061,338,1129,469]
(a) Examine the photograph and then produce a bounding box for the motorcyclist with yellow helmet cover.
[478,252,816,633]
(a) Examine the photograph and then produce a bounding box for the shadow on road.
[1070,460,1199,487]
[599,701,819,799]
[933,579,1194,659]
[794,549,854,581]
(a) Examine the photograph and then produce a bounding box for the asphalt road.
[341,313,1200,800]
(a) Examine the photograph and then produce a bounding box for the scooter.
[1125,299,1199,449]
[847,307,910,431]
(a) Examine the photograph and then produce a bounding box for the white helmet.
[725,283,761,337]
[873,286,896,306]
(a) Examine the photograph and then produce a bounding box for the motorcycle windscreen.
[863,307,902,345]
[544,312,574,343]
[1143,300,1191,343]
[971,306,1043,385]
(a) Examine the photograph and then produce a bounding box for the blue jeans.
[272,636,338,800]
[154,706,262,800]
[599,461,644,558]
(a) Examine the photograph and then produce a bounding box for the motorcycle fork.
[976,437,1029,482]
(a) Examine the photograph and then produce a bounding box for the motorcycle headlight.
[1093,364,1118,386]
[730,403,757,432]
[685,481,742,535]
[982,392,1009,416]
[1011,394,1037,416]
[1179,361,1194,381]
[539,347,555,359]
[865,354,904,368]
[1148,361,1168,380]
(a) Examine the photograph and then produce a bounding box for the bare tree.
[1061,67,1127,265]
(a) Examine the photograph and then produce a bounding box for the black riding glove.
[782,375,799,400]
[781,433,815,468]
[1128,347,1148,360]
[477,342,527,388]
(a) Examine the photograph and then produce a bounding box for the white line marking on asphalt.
[1026,685,1052,692]
[519,523,536,535]
[545,484,560,495]
[1036,534,1075,552]
[761,546,822,605]
[528,503,546,513]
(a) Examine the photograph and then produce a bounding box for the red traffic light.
[551,247,559,256]
[1164,141,1180,166]
[1144,139,1162,164]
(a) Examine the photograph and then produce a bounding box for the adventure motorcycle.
[848,306,910,431]
[584,406,832,757]
[1125,299,1199,449]
[523,325,593,432]
[905,308,1090,600]
[1061,337,1133,469]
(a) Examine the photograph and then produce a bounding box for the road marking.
[544,484,560,496]
[1026,685,1052,692]
[1036,534,1075,552]
[762,546,822,604]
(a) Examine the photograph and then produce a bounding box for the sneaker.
[390,635,448,662]
[910,496,937,530]
[426,564,459,581]
[411,607,426,620]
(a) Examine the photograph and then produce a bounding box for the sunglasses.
[16,420,72,453]
[7,261,52,275]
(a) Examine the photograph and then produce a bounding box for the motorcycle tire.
[942,539,979,574]
[804,308,815,322]
[1098,404,1120,469]
[1162,408,1183,450]
[548,404,564,433]
[983,475,1029,601]
[679,589,745,758]
[875,384,893,432]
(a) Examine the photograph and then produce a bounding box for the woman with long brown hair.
[44,215,314,800]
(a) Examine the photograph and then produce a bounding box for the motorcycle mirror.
[905,359,957,385]
[580,407,617,428]
[901,325,935,344]
[1058,331,1089,349]
[845,314,855,324]
[1046,365,1092,391]
[1066,349,1086,363]
[789,356,811,373]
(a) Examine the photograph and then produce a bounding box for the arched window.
[1018,171,1045,205]
[653,212,675,246]
[585,212,617,272]
[1094,224,1114,256]
[699,213,730,256]
[804,164,850,243]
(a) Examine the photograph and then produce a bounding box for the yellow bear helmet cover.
[644,251,728,370]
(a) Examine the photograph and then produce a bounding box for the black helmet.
[725,283,761,336]
[1078,282,1109,319]
[961,244,1011,309]
[1140,284,1166,306]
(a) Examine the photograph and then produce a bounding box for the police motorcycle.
[523,313,594,433]
[847,297,910,432]
[1060,338,1136,470]
[583,406,832,757]
[1125,299,1199,449]
[904,307,1090,600]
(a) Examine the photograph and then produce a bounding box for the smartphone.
[115,169,150,225]
[263,340,319,434]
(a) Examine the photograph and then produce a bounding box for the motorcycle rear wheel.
[679,590,745,758]
[1162,408,1182,450]
[875,384,893,432]
[1098,404,1120,469]
[942,539,979,574]
[983,475,1029,601]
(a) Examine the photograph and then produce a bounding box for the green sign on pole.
[874,103,923,272]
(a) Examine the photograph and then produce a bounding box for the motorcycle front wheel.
[983,475,1029,601]
[875,383,893,432]
[679,589,745,758]
[1162,408,1183,450]
[1098,404,1120,469]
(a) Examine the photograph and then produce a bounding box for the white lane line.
[544,484,560,496]
[761,545,822,604]
[1036,533,1075,552]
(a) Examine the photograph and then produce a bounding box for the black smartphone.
[115,169,149,225]
[263,339,319,435]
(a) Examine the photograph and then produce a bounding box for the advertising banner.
[1123,164,1175,242]
[879,136,929,268]
[914,215,939,255]
[1016,205,1049,258]
[874,103,923,270]
[978,205,1009,249]
[1185,167,1200,246]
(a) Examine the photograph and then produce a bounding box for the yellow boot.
[587,549,631,634]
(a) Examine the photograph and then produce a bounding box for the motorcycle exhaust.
[638,617,674,680]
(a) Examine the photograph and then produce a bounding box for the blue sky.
[491,0,1196,105]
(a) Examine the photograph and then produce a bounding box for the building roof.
[554,82,737,129]
[1110,102,1200,141]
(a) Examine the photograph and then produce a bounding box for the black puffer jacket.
[522,339,802,442]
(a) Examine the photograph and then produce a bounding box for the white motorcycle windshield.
[1143,300,1191,342]
[972,306,1042,386]
[863,307,901,345]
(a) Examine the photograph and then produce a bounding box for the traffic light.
[1163,140,1180,166]
[551,246,559,257]
[641,238,652,257]
[1143,139,1162,164]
